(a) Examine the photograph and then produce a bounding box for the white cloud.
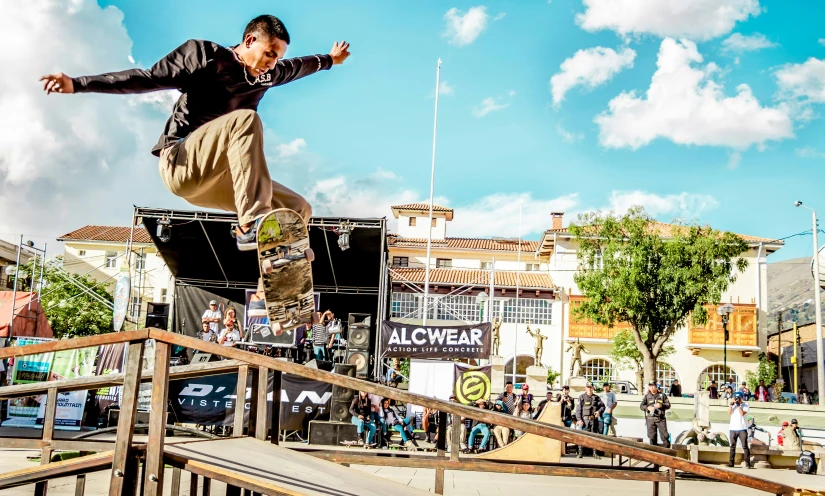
[721,33,777,53]
[605,191,719,219]
[439,81,456,96]
[508,90,516,97]
[473,97,509,118]
[0,0,184,240]
[796,147,825,159]
[727,151,742,169]
[595,38,793,150]
[550,46,636,106]
[448,193,580,238]
[819,39,825,47]
[556,124,584,143]
[275,138,307,158]
[444,6,489,46]
[775,57,825,103]
[493,12,506,21]
[576,0,762,41]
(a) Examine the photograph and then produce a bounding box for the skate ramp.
[475,402,563,463]
[164,437,430,496]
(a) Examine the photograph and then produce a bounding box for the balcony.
[688,304,757,349]
[567,296,633,340]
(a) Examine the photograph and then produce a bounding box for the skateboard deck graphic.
[256,209,315,335]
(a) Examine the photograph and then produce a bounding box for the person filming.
[728,392,752,468]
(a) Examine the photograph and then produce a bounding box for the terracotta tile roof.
[544,221,781,244]
[388,235,540,252]
[391,203,454,220]
[390,267,555,290]
[58,226,152,244]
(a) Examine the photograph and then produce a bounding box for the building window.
[129,296,140,317]
[481,261,492,270]
[432,295,482,322]
[392,257,409,268]
[135,253,146,270]
[503,355,535,385]
[431,218,437,228]
[656,363,680,390]
[502,298,552,325]
[78,250,86,256]
[161,288,168,303]
[581,359,616,384]
[105,251,118,268]
[409,217,417,227]
[391,292,420,319]
[525,263,540,271]
[436,258,452,268]
[698,365,739,390]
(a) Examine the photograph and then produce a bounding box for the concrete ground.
[2,446,824,496]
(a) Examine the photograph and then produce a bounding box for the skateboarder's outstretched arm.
[272,41,351,86]
[40,39,208,95]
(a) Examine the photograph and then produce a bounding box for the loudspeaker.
[308,421,359,446]
[330,364,356,421]
[146,301,170,330]
[346,350,370,378]
[305,359,334,372]
[348,326,370,350]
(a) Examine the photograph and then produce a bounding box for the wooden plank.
[302,450,670,482]
[0,360,244,399]
[234,365,249,436]
[255,367,268,440]
[669,467,676,496]
[149,329,795,496]
[202,477,211,496]
[34,387,58,496]
[247,368,260,438]
[0,451,114,490]
[109,341,145,496]
[270,370,282,445]
[143,341,171,496]
[0,330,148,359]
[75,474,86,496]
[189,473,198,496]
[434,411,447,495]
[170,468,181,496]
[449,414,460,462]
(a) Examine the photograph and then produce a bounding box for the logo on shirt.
[255,73,273,86]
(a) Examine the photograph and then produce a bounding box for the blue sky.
[2,0,825,262]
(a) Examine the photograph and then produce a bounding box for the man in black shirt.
[640,381,671,447]
[40,15,350,251]
[575,382,605,459]
[559,385,575,427]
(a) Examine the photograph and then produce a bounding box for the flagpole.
[422,58,441,326]
[512,200,522,384]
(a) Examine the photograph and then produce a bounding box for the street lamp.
[795,200,825,403]
[717,303,735,381]
[475,290,489,322]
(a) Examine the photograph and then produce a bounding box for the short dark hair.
[505,381,513,386]
[243,15,290,44]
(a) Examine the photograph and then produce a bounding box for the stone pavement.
[1,447,823,495]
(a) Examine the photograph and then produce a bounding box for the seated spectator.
[707,381,719,399]
[534,391,553,420]
[466,399,491,452]
[497,381,517,414]
[780,419,802,450]
[515,401,533,437]
[445,395,465,451]
[798,386,812,405]
[723,386,734,401]
[491,401,511,448]
[517,384,534,409]
[777,421,788,446]
[746,416,767,446]
[218,316,241,347]
[349,391,377,446]
[381,398,414,449]
[422,407,439,443]
[669,379,682,398]
[740,382,751,399]
[198,321,217,343]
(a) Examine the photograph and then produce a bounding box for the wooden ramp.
[475,402,563,463]
[0,451,113,490]
[164,437,430,496]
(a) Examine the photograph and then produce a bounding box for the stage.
[133,207,389,377]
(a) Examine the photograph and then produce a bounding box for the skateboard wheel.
[304,248,315,262]
[261,259,273,274]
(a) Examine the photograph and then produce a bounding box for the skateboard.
[256,209,315,335]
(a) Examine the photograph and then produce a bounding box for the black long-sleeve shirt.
[71,39,333,156]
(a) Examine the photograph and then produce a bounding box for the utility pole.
[422,58,441,326]
[793,323,799,394]
[795,201,825,402]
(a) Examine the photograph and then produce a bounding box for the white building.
[57,226,175,328]
[388,205,783,393]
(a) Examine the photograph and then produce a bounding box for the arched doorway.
[656,362,680,390]
[581,358,616,384]
[504,355,535,384]
[697,365,739,390]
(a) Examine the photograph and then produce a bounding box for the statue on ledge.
[566,338,588,377]
[492,317,502,356]
[525,323,547,365]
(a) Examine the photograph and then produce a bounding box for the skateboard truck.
[260,247,315,274]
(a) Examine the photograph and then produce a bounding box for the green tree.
[546,366,561,388]
[22,258,114,338]
[570,207,749,386]
[610,329,674,389]
[745,352,777,393]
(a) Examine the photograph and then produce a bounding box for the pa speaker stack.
[330,363,356,422]
[146,302,169,330]
[346,313,372,378]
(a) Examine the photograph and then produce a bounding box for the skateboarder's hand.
[39,72,74,94]
[330,41,351,65]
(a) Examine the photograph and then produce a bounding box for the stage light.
[157,218,171,243]
[337,222,352,251]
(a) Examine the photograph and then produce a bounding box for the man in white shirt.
[202,300,222,335]
[728,392,752,468]
[219,326,241,347]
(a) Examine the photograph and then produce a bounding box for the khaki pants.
[493,425,510,448]
[158,109,311,225]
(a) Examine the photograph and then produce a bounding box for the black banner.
[95,343,126,410]
[453,364,492,405]
[380,321,491,359]
[167,372,331,429]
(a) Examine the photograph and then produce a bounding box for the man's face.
[506,383,513,394]
[243,33,288,76]
[603,385,611,393]
[202,323,209,332]
[586,386,594,395]
[209,303,217,312]
[562,388,569,396]
[649,385,658,394]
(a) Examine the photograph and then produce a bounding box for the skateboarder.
[39,15,351,251]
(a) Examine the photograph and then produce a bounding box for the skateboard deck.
[256,209,315,335]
